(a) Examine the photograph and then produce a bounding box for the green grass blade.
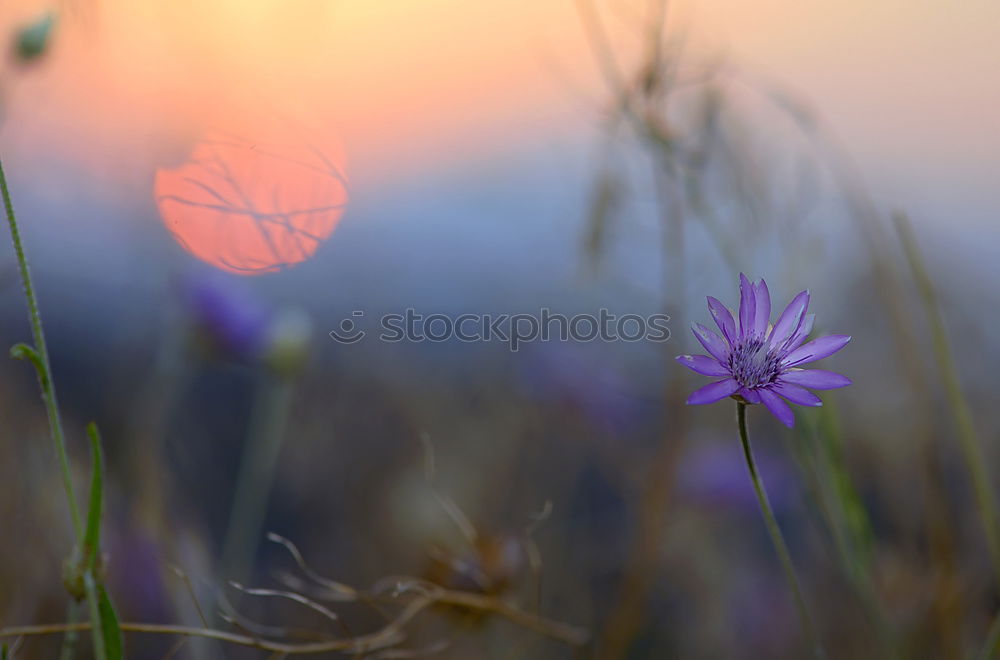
[81,423,122,659]
[84,423,104,569]
[9,343,46,388]
[98,587,123,660]
[894,213,1000,583]
[83,573,106,660]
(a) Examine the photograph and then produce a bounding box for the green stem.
[737,402,824,658]
[1,157,116,660]
[0,156,82,540]
[894,213,1000,583]
[58,601,79,660]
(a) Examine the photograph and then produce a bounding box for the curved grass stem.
[0,156,83,540]
[894,213,1000,584]
[0,156,120,660]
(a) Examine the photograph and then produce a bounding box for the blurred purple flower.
[677,274,852,427]
[182,271,271,361]
[518,343,647,433]
[678,442,796,515]
[109,526,171,623]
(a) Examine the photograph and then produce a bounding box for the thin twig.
[266,533,359,602]
[0,585,588,654]
[229,582,354,638]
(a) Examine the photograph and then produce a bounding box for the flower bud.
[264,307,313,376]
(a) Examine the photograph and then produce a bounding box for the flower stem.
[737,401,824,658]
[57,601,79,660]
[0,156,82,539]
[221,373,295,584]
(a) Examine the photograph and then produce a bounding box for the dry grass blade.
[229,582,352,638]
[267,533,359,602]
[364,640,451,659]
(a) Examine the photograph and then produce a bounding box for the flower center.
[728,338,782,389]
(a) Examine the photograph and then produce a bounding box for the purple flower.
[676,274,852,427]
[181,270,271,361]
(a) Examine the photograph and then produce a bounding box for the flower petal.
[740,387,761,404]
[784,313,815,353]
[707,296,737,346]
[752,279,771,339]
[758,388,795,428]
[783,335,852,367]
[691,323,730,363]
[768,290,809,350]
[779,369,852,390]
[676,354,730,377]
[771,382,823,407]
[738,273,756,339]
[686,378,740,405]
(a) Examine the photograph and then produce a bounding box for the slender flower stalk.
[0,156,82,538]
[737,401,823,657]
[220,374,295,584]
[221,308,311,584]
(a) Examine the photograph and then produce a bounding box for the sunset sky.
[0,0,997,275]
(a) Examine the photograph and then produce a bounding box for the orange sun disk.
[155,127,349,275]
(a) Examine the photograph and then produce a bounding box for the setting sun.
[154,121,348,274]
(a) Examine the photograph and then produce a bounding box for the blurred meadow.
[1,1,1000,658]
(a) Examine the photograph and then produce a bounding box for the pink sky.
[1,0,997,225]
